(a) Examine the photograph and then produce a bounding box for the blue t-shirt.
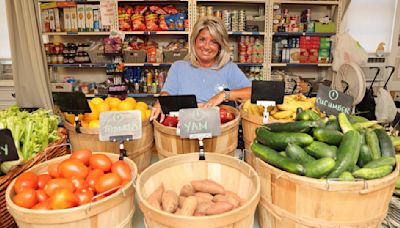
[162,60,251,102]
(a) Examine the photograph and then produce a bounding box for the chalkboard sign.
[52,92,91,115]
[158,95,197,115]
[0,129,19,163]
[316,85,354,116]
[179,107,221,139]
[99,111,142,141]
[251,80,285,104]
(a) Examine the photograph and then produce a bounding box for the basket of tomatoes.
[5,149,137,228]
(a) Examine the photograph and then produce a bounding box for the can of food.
[222,10,231,31]
[231,10,239,31]
[199,6,207,18]
[214,10,222,19]
[206,6,214,16]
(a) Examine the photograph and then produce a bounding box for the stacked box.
[318,37,331,63]
[85,5,94,32]
[70,6,78,32]
[77,4,85,32]
[299,36,320,63]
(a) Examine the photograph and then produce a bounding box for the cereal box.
[70,7,78,32]
[289,48,300,63]
[41,9,50,32]
[77,4,85,32]
[48,8,55,32]
[54,8,61,32]
[63,7,71,32]
[85,5,94,32]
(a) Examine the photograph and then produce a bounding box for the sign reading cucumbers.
[99,111,142,141]
[0,129,19,163]
[316,85,353,116]
[179,107,221,139]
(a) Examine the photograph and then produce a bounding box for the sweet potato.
[194,201,215,216]
[195,195,212,204]
[194,192,213,200]
[191,179,225,195]
[162,190,179,213]
[147,184,164,210]
[213,192,241,208]
[180,184,195,197]
[206,201,234,215]
[175,196,197,216]
[179,196,186,208]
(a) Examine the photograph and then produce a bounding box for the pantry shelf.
[123,63,173,67]
[42,32,111,36]
[48,63,108,68]
[123,31,190,35]
[197,0,266,3]
[236,63,264,67]
[270,63,333,67]
[273,0,340,5]
[127,93,159,98]
[272,32,336,37]
[228,31,265,36]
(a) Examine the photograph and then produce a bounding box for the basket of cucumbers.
[252,111,399,228]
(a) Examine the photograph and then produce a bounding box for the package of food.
[145,13,159,31]
[132,14,146,31]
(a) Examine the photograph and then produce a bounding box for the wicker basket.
[123,49,147,63]
[87,48,112,64]
[384,195,400,227]
[245,20,265,32]
[163,49,188,63]
[0,132,69,228]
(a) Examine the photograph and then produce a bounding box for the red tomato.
[13,188,37,208]
[111,160,132,182]
[14,171,38,193]
[44,178,75,197]
[94,173,122,194]
[89,154,112,172]
[75,188,94,206]
[37,174,52,189]
[36,189,48,202]
[32,200,52,210]
[70,177,88,190]
[48,163,60,178]
[70,149,92,165]
[50,188,78,210]
[59,158,89,179]
[85,169,104,189]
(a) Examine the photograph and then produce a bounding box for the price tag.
[251,80,285,104]
[99,111,142,141]
[158,95,197,115]
[316,85,354,116]
[52,92,91,115]
[179,108,221,139]
[0,129,19,163]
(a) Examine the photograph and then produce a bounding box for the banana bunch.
[242,94,322,122]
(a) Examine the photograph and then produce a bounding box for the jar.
[51,55,58,64]
[57,54,64,64]
[68,54,75,64]
[47,55,51,63]
[54,42,61,54]
[63,55,69,64]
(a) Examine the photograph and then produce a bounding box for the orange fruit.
[104,97,114,105]
[135,101,148,111]
[64,113,75,124]
[124,97,137,109]
[117,100,134,111]
[110,108,118,111]
[84,112,99,122]
[96,102,110,113]
[108,97,121,109]
[81,121,89,128]
[89,120,100,128]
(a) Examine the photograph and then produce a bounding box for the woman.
[150,16,251,121]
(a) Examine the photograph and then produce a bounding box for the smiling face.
[194,28,220,67]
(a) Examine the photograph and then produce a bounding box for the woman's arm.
[150,91,170,122]
[204,87,251,107]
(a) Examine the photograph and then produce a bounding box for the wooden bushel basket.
[153,105,240,159]
[0,133,68,228]
[136,152,260,228]
[6,152,137,228]
[255,157,399,228]
[64,120,153,173]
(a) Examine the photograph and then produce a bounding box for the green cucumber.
[391,136,400,147]
[338,113,355,133]
[285,143,315,165]
[305,141,337,159]
[325,119,341,131]
[352,165,393,180]
[363,157,396,168]
[366,130,381,160]
[359,130,366,144]
[374,129,395,158]
[328,130,361,178]
[256,127,314,151]
[352,121,379,130]
[357,144,373,167]
[279,151,287,157]
[263,120,324,133]
[251,141,304,175]
[352,165,360,172]
[296,110,321,121]
[350,115,369,123]
[304,157,336,178]
[339,171,355,181]
[312,128,343,146]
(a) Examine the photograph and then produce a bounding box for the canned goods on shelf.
[206,6,214,16]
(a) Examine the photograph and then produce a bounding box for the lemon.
[88,101,98,113]
[89,120,100,128]
[96,102,110,112]
[117,100,135,111]
[91,97,104,106]
[140,109,147,122]
[108,97,121,109]
[124,97,137,109]
[135,101,148,111]
[105,97,114,105]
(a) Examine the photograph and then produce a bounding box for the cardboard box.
[318,49,330,63]
[40,2,57,10]
[289,48,300,63]
[48,9,55,32]
[315,22,336,33]
[63,7,71,32]
[54,8,61,32]
[51,83,73,92]
[56,2,77,8]
[85,5,94,32]
[93,6,100,32]
[77,4,85,32]
[300,48,309,63]
[70,6,78,32]
[41,9,50,32]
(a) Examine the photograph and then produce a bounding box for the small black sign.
[52,92,91,115]
[316,85,354,116]
[251,80,285,104]
[158,95,197,115]
[0,129,19,163]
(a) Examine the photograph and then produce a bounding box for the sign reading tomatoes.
[99,111,142,141]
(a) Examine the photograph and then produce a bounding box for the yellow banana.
[273,110,294,119]
[277,101,314,112]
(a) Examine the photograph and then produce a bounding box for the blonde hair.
[188,16,231,70]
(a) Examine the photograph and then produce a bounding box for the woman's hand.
[150,102,165,123]
[204,92,225,108]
